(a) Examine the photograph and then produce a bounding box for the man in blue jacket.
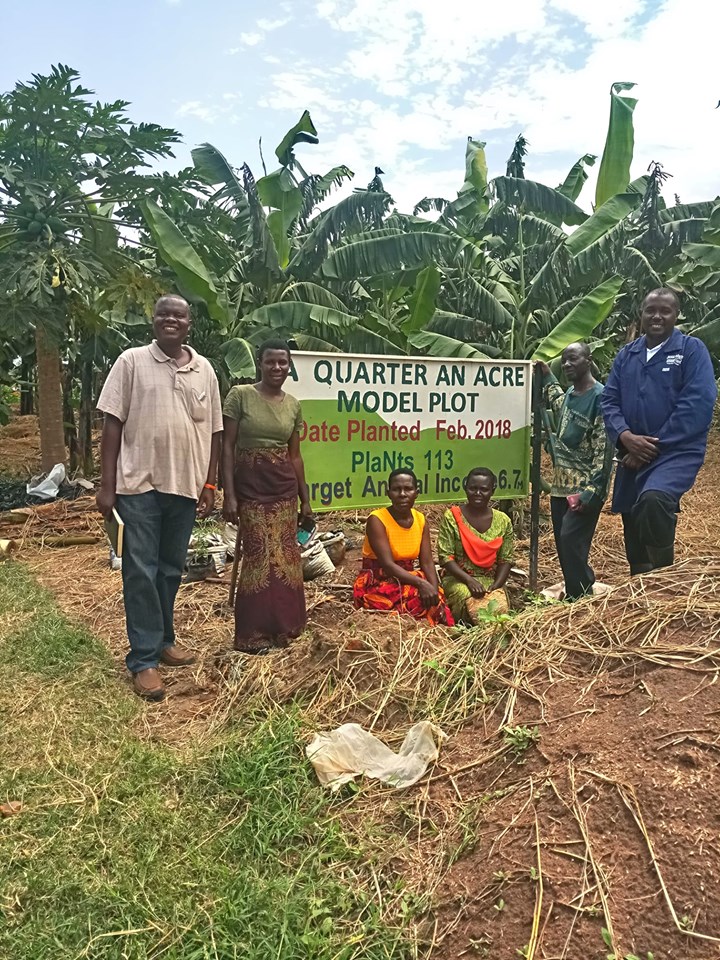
[601,288,716,574]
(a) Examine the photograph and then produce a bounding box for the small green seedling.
[502,724,540,759]
[602,927,654,960]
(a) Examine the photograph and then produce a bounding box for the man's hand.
[620,430,659,463]
[197,487,215,519]
[535,360,551,376]
[417,577,439,609]
[96,485,116,519]
[464,576,487,598]
[621,453,645,471]
[222,495,238,526]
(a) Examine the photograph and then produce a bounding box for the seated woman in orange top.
[353,469,454,626]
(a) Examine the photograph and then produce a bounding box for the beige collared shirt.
[97,341,223,500]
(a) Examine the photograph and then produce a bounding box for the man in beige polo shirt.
[96,294,222,701]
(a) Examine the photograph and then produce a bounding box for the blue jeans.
[116,491,197,673]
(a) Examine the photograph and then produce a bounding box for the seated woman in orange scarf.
[353,469,454,626]
[437,467,514,624]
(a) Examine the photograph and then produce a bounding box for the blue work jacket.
[601,328,717,513]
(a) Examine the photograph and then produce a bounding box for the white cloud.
[239,32,263,46]
[227,15,291,53]
[176,95,242,125]
[297,0,719,209]
[257,17,290,30]
[316,0,550,97]
[549,0,649,39]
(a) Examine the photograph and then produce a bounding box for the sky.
[1,0,718,213]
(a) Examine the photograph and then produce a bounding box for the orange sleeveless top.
[362,508,425,562]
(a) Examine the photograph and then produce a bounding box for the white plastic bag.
[301,540,335,580]
[306,721,446,792]
[26,463,65,501]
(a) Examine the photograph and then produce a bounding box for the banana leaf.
[565,191,641,255]
[660,201,716,223]
[690,315,720,354]
[408,330,489,359]
[222,337,256,378]
[140,198,226,324]
[321,232,460,280]
[492,176,587,226]
[455,276,517,331]
[256,169,303,269]
[290,190,392,277]
[402,264,441,334]
[701,202,720,244]
[343,326,406,355]
[192,143,248,213]
[557,154,596,202]
[455,138,489,219]
[595,82,637,208]
[682,243,720,268]
[532,276,624,361]
[275,111,319,166]
[241,301,358,334]
[280,282,350,312]
[428,310,487,342]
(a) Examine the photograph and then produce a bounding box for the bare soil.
[4,416,720,958]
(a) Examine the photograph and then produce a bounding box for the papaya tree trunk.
[78,356,94,476]
[35,324,67,470]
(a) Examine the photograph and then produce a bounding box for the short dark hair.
[463,466,497,489]
[642,288,681,311]
[562,342,591,360]
[257,338,291,362]
[154,294,190,315]
[388,468,419,489]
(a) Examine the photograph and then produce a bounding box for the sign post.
[289,351,533,511]
[529,365,543,593]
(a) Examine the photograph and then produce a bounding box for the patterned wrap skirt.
[353,559,455,626]
[234,447,306,651]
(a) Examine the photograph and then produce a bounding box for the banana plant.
[140,113,401,377]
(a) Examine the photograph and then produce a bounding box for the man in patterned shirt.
[537,343,613,600]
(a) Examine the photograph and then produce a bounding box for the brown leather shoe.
[159,645,196,667]
[132,667,165,701]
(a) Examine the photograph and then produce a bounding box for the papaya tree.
[0,64,180,470]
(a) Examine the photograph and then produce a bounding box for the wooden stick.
[44,535,100,547]
[227,527,242,608]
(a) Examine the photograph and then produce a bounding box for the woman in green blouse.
[437,467,514,624]
[222,340,311,653]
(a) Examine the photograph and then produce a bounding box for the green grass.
[0,561,415,959]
